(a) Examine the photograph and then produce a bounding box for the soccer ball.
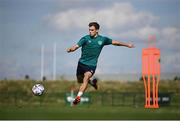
[32,84,45,96]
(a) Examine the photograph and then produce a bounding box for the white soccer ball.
[32,84,45,96]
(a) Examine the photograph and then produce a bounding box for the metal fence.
[0,91,179,107]
[90,92,175,107]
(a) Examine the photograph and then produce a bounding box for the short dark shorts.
[76,62,96,83]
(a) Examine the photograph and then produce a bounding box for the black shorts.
[76,62,96,83]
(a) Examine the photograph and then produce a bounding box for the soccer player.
[67,22,134,105]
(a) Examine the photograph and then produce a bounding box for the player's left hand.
[128,43,135,48]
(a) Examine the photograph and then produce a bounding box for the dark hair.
[88,22,100,30]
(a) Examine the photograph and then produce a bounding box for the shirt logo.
[98,41,102,45]
[88,40,92,43]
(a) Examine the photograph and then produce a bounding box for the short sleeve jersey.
[77,35,112,67]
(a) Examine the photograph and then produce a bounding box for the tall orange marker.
[142,35,160,108]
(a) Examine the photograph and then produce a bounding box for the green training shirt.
[77,35,112,67]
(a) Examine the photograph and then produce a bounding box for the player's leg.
[76,62,97,89]
[73,74,83,105]
[77,74,98,90]
[73,71,92,105]
[79,71,92,92]
[85,64,98,90]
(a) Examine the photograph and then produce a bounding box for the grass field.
[1,104,180,120]
[0,80,180,120]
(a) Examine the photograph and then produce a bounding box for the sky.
[0,0,180,80]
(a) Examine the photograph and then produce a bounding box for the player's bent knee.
[84,72,93,82]
[84,71,93,77]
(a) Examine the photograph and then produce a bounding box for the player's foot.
[73,96,81,105]
[89,78,98,90]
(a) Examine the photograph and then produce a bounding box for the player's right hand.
[67,48,71,53]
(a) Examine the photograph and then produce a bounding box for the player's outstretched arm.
[67,45,79,53]
[112,40,135,48]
